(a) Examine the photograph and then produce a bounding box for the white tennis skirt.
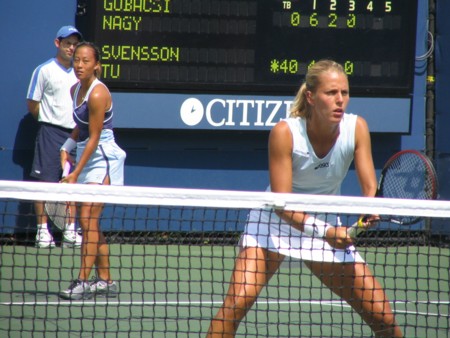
[76,130,126,185]
[240,209,365,263]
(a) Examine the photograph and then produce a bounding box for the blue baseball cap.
[56,25,82,39]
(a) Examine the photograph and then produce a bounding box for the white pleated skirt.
[240,209,365,263]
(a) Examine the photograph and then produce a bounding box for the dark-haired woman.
[59,42,126,300]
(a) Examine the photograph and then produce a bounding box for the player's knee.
[222,294,256,319]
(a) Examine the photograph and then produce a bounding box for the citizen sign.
[180,97,293,128]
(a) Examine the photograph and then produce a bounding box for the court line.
[2,299,448,318]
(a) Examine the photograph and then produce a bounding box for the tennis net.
[0,180,449,337]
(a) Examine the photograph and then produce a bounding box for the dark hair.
[290,60,347,119]
[74,41,102,77]
[74,41,101,60]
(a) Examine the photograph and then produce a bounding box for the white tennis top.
[26,58,77,129]
[242,113,364,262]
[283,113,356,195]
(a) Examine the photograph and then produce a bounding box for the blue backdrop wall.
[435,0,450,199]
[0,1,447,233]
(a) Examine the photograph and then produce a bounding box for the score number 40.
[270,59,355,75]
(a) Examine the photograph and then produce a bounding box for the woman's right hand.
[60,151,74,171]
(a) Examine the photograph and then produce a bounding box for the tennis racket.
[348,150,438,238]
[44,162,72,230]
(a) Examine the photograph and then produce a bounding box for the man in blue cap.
[26,26,83,248]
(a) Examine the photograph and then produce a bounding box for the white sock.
[65,223,75,232]
[37,223,49,232]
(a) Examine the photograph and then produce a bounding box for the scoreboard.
[76,0,418,96]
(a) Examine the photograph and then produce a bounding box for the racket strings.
[379,152,438,225]
[45,201,70,230]
[381,153,436,200]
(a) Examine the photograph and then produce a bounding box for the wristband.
[347,216,366,238]
[303,216,332,238]
[60,138,76,153]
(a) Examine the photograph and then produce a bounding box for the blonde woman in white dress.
[207,60,403,338]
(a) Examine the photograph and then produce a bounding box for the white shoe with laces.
[62,228,82,248]
[59,279,92,300]
[35,229,56,248]
[90,278,119,298]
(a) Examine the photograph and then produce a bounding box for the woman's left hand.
[324,226,354,249]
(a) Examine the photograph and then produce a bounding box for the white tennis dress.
[73,79,126,186]
[241,114,365,263]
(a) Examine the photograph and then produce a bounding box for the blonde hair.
[290,60,347,119]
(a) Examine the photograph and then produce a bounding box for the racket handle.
[62,162,71,178]
[347,216,366,239]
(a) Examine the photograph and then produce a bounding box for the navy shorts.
[30,123,73,182]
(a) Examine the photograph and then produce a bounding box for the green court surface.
[1,244,449,337]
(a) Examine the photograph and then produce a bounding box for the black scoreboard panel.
[76,0,418,96]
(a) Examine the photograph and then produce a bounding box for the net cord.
[0,179,449,218]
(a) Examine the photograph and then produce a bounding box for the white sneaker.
[35,229,56,248]
[62,228,82,248]
[59,279,92,300]
[90,278,119,298]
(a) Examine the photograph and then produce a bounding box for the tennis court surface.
[1,181,449,337]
